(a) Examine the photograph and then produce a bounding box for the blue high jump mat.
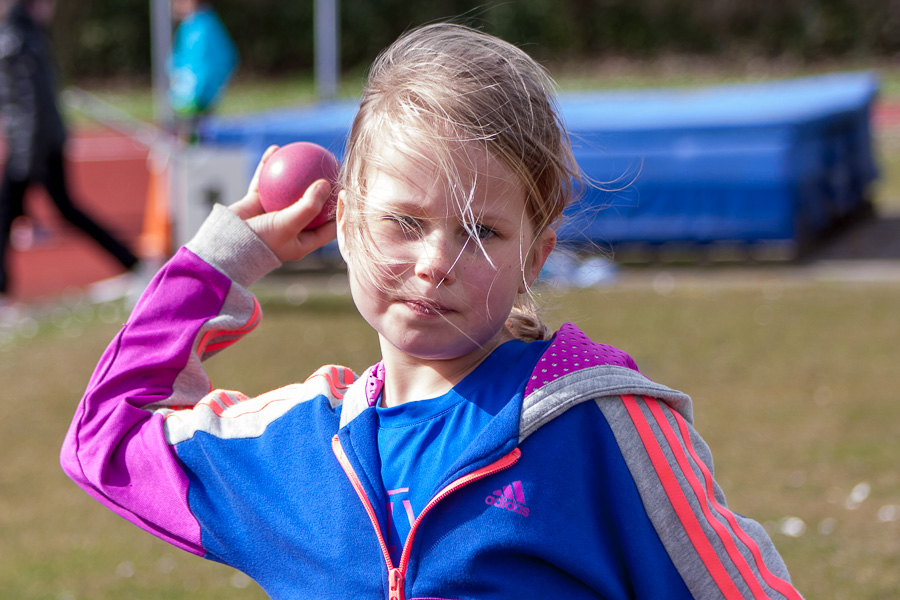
[199,71,879,254]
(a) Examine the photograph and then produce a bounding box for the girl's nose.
[413,231,458,286]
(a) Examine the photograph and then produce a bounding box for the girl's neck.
[376,331,512,407]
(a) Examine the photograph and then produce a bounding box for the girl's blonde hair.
[340,22,581,342]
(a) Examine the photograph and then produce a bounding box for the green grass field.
[4,63,898,598]
[2,279,899,599]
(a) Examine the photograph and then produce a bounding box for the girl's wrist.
[186,204,282,286]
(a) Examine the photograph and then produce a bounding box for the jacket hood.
[518,322,692,442]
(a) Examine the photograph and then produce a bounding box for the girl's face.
[338,142,555,366]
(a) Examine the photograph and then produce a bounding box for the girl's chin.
[380,326,506,364]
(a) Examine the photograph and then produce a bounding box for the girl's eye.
[467,223,497,240]
[387,214,420,234]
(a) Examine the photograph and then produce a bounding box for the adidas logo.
[485,480,530,517]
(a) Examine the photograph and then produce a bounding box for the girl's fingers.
[267,180,335,261]
[240,179,336,262]
[280,179,331,230]
[281,220,337,262]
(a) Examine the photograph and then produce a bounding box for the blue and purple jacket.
[61,206,802,599]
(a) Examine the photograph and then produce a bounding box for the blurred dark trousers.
[0,149,138,294]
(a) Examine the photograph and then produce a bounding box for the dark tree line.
[51,0,900,82]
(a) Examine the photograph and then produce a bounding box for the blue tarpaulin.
[199,71,879,250]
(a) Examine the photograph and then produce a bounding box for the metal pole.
[314,0,339,102]
[149,0,173,127]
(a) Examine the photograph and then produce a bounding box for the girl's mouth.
[402,298,452,316]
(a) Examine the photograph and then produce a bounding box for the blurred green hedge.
[52,0,900,81]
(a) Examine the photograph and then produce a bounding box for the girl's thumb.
[283,179,331,229]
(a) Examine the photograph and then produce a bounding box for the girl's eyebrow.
[476,208,516,224]
[372,199,424,217]
[378,202,518,229]
[464,205,518,229]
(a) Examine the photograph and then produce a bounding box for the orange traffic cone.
[137,152,172,260]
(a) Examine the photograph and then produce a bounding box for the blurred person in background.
[0,0,139,304]
[167,0,238,143]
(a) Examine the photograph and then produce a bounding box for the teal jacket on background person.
[168,6,237,117]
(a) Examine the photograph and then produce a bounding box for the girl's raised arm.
[60,204,279,555]
[59,149,335,554]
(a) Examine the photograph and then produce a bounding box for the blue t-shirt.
[376,339,549,562]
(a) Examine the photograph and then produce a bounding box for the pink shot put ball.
[257,142,340,229]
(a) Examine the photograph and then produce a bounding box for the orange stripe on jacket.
[622,394,744,599]
[196,299,262,357]
[665,403,803,600]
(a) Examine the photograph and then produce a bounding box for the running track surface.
[6,102,900,304]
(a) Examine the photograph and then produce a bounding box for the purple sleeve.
[60,205,281,556]
[60,249,234,555]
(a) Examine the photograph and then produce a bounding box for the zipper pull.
[389,567,405,600]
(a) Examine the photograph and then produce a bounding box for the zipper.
[332,435,521,600]
[388,567,404,600]
[331,435,395,572]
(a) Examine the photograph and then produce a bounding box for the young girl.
[61,23,802,600]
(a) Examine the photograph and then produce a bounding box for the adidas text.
[485,495,530,517]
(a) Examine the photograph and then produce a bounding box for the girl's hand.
[229,146,338,262]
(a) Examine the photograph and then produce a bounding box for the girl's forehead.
[365,140,522,201]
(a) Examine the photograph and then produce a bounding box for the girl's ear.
[335,190,350,264]
[520,227,557,294]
